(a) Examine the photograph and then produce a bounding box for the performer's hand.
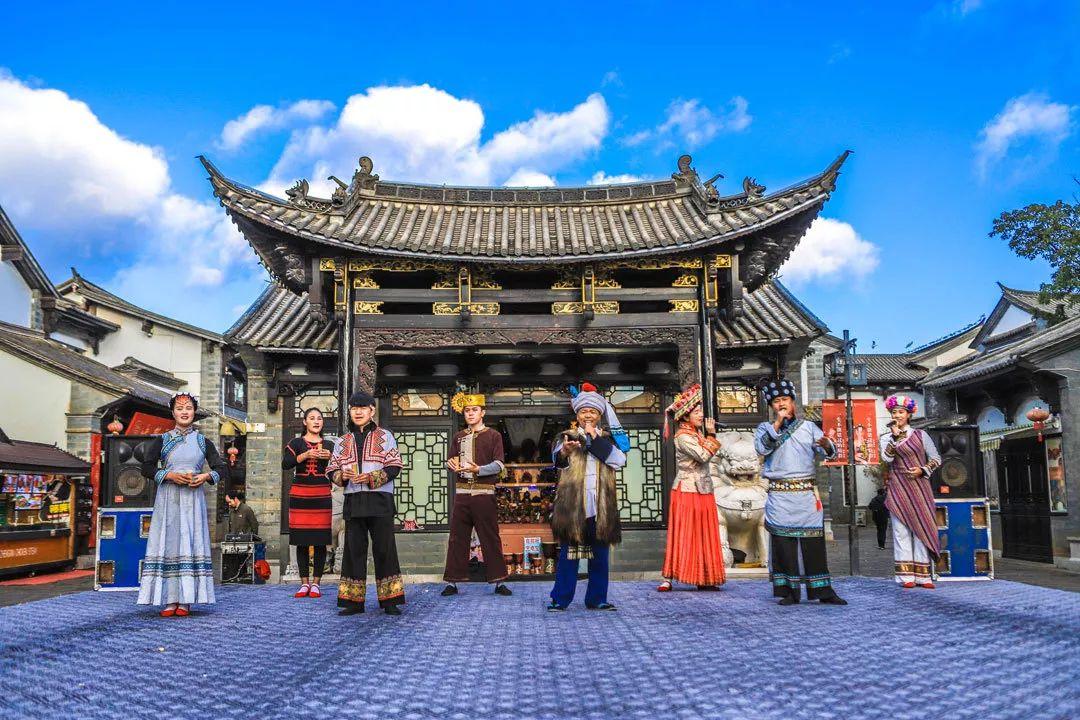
[906,467,924,479]
[446,458,460,472]
[815,436,832,451]
[316,448,332,459]
[562,440,581,455]
[188,473,209,488]
[462,461,481,474]
[583,423,599,439]
[357,472,372,486]
[704,418,717,435]
[166,471,190,485]
[341,466,360,481]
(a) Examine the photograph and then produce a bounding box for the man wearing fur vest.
[547,382,629,612]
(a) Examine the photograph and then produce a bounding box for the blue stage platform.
[0,578,1076,719]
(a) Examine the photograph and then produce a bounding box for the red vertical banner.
[89,432,102,548]
[822,399,881,467]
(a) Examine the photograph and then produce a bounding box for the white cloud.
[623,96,751,151]
[588,171,645,185]
[620,129,653,147]
[267,85,609,193]
[975,93,1075,180]
[0,71,170,228]
[953,0,983,16]
[218,99,335,151]
[504,169,556,187]
[779,218,879,285]
[0,70,265,328]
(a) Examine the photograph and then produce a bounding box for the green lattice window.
[394,431,449,528]
[616,428,664,524]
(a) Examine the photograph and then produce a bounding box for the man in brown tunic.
[441,392,512,597]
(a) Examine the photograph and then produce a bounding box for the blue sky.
[1,1,1077,350]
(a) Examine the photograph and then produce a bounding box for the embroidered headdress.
[885,395,917,414]
[663,384,703,439]
[568,382,630,453]
[760,378,796,404]
[450,392,486,413]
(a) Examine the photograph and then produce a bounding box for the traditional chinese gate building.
[208,152,847,575]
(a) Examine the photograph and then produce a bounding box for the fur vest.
[550,432,622,547]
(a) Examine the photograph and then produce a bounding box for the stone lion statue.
[711,431,768,568]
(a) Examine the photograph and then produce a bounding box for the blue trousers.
[549,518,610,608]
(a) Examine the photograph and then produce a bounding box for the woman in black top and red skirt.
[282,408,334,598]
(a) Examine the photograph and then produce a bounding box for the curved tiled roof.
[226,285,337,352]
[713,281,827,347]
[922,314,1080,388]
[203,152,849,274]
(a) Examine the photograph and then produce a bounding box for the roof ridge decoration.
[201,150,851,287]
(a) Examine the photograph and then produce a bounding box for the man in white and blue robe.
[755,379,847,606]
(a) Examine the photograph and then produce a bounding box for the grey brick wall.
[237,347,285,562]
[66,383,113,460]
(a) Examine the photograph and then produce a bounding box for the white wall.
[0,349,72,447]
[0,262,32,328]
[79,302,205,396]
[987,305,1033,340]
[48,330,89,351]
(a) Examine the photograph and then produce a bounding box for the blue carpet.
[0,578,1077,719]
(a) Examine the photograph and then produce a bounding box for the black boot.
[384,605,403,616]
[494,583,512,596]
[337,606,364,616]
[820,596,848,605]
[441,584,458,596]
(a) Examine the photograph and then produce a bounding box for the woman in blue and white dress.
[136,392,228,617]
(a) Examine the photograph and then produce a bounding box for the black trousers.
[296,544,327,580]
[769,534,840,601]
[874,520,888,548]
[338,504,404,609]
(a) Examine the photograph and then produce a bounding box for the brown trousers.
[443,493,508,583]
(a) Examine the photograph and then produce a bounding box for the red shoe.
[159,606,176,617]
[918,582,935,589]
[901,582,915,589]
[294,584,310,598]
[308,584,322,598]
[174,606,190,617]
[657,581,673,592]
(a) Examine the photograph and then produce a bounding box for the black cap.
[348,390,376,407]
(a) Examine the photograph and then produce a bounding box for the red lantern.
[227,446,240,466]
[107,416,124,435]
[1026,407,1051,442]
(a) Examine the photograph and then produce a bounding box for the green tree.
[990,182,1079,304]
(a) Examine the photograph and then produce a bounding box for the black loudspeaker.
[926,425,984,499]
[101,435,158,508]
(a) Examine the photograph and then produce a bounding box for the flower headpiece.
[885,395,917,414]
[169,391,199,411]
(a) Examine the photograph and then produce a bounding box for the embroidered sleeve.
[676,432,719,464]
[154,468,168,485]
[809,423,837,459]
[754,423,781,456]
[880,432,897,463]
[921,431,942,477]
[367,469,391,488]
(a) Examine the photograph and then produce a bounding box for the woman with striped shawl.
[879,395,941,589]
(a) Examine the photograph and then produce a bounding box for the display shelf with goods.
[0,472,86,576]
[496,463,558,578]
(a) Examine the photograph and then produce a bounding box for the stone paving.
[1,578,1077,720]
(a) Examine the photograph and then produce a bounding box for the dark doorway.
[996,437,1052,562]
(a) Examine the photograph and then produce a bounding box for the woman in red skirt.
[282,408,334,598]
[658,384,726,592]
